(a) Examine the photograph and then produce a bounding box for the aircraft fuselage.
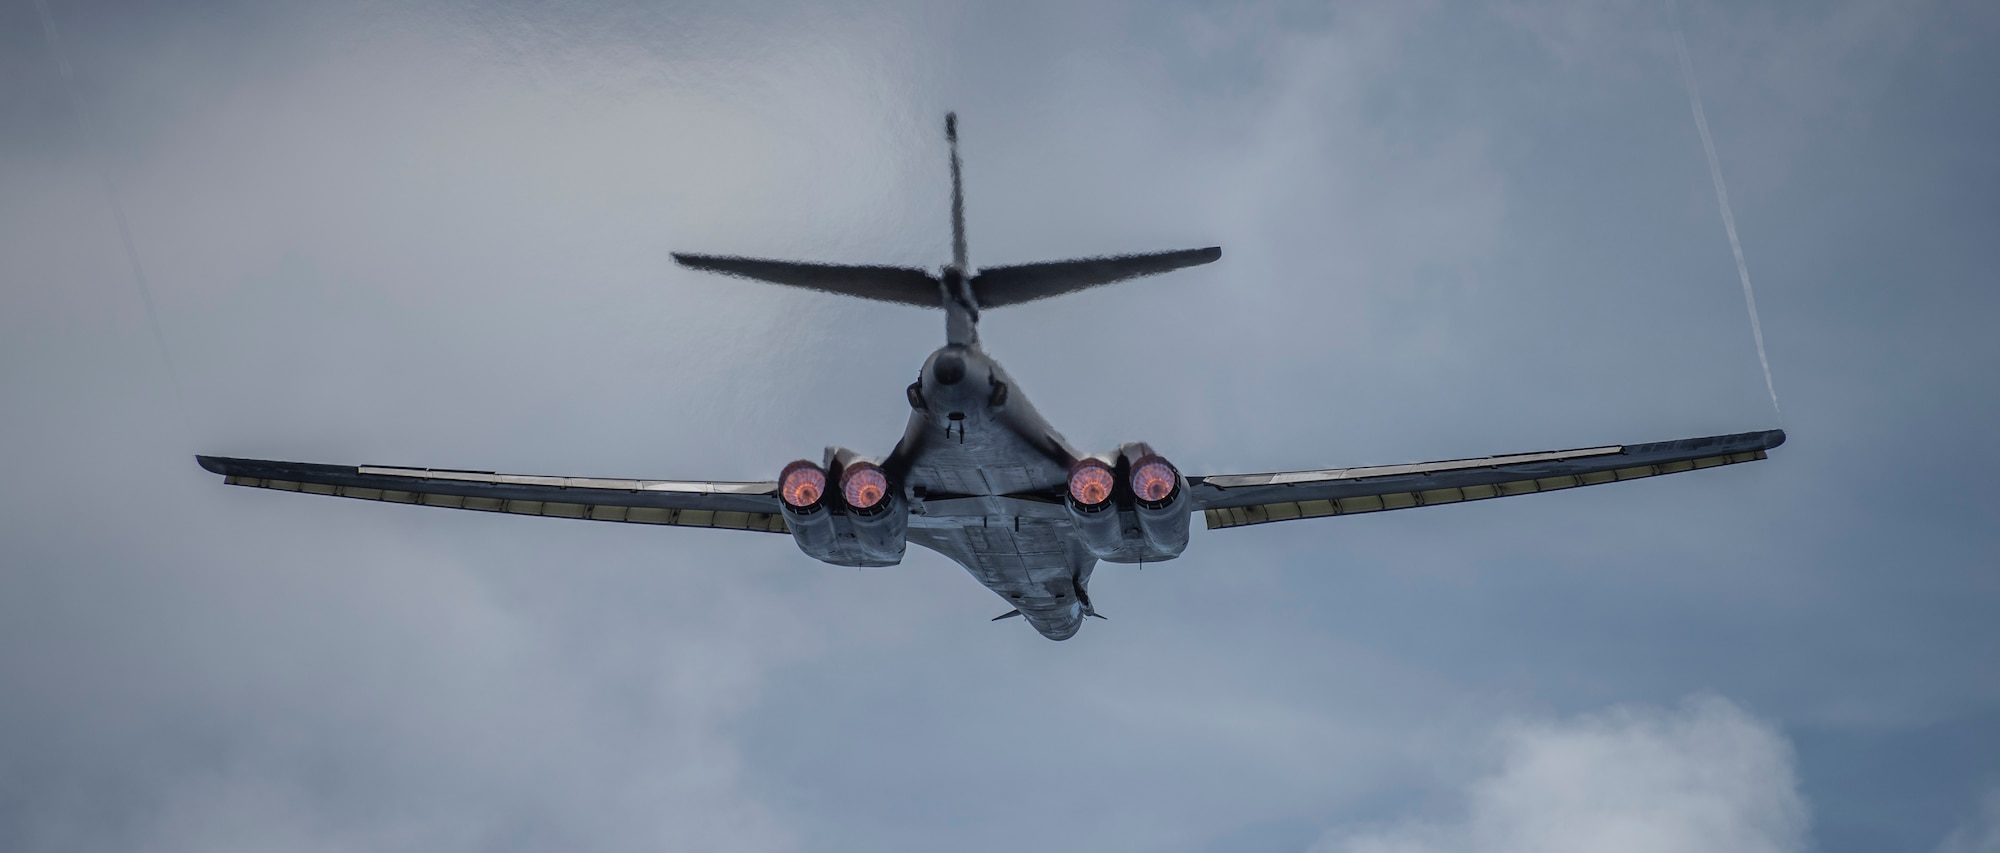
[879,344,1140,640]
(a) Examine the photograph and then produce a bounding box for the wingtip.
[195,455,230,475]
[1764,428,1787,450]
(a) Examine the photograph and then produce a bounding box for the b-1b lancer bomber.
[197,114,1786,640]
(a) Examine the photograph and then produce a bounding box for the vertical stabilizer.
[943,113,978,345]
[947,112,967,271]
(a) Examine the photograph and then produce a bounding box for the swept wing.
[195,455,788,533]
[1189,429,1785,529]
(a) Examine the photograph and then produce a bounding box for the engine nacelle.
[780,459,842,560]
[1064,442,1190,564]
[778,449,907,568]
[1064,457,1124,557]
[839,459,908,564]
[1129,453,1190,556]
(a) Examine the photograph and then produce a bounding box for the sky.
[2,0,1997,850]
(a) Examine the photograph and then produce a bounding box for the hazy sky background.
[3,0,1996,850]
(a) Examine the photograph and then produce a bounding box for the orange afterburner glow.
[1069,460,1115,506]
[842,464,890,509]
[1131,457,1178,504]
[780,461,826,508]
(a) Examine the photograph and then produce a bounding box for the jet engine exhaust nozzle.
[842,463,891,512]
[1131,456,1181,507]
[780,460,827,510]
[1068,459,1115,508]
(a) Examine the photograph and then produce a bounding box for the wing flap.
[1190,429,1784,530]
[198,456,789,533]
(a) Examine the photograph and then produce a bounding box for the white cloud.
[1311,695,1808,853]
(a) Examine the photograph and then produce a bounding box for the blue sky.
[3,1,1996,850]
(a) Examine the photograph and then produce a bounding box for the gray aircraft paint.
[195,115,1782,641]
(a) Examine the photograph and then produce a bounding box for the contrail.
[1667,0,1781,420]
[34,0,192,432]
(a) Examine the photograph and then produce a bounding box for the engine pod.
[778,451,908,568]
[779,460,842,561]
[1128,454,1189,556]
[828,448,908,566]
[1066,457,1123,559]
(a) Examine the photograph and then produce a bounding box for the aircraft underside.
[193,112,1785,640]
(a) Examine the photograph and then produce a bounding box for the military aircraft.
[196,113,1785,640]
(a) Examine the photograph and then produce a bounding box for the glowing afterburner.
[780,461,826,509]
[842,464,890,511]
[1069,460,1115,507]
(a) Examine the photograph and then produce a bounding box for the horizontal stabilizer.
[971,246,1221,307]
[673,253,941,308]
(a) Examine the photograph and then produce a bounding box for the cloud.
[1310,696,1808,853]
[1938,790,2000,853]
[5,0,1996,850]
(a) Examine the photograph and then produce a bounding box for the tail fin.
[947,112,967,271]
[970,246,1220,307]
[670,254,941,307]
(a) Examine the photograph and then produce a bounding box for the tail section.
[669,254,941,307]
[970,247,1221,307]
[941,113,978,344]
[671,112,1220,327]
[668,253,940,306]
[947,112,967,271]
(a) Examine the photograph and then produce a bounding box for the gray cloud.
[3,0,1996,851]
[1938,791,2000,853]
[1312,696,1807,853]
